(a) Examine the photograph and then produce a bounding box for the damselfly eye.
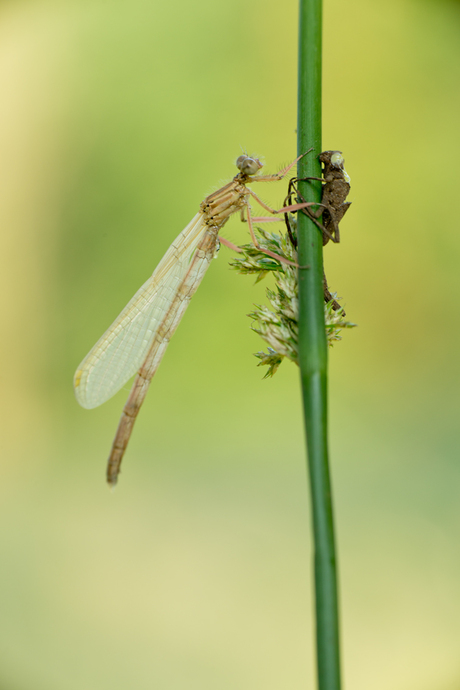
[236,155,263,176]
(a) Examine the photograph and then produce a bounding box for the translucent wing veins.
[74,213,207,408]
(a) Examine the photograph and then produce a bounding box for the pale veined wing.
[74,212,212,409]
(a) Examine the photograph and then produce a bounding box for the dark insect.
[284,150,351,312]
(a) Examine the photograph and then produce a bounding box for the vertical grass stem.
[297,1,342,689]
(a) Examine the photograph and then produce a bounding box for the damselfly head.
[236,155,263,176]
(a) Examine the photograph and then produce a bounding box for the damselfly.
[74,153,314,486]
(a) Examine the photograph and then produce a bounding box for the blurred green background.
[1,0,459,688]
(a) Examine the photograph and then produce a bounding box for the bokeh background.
[1,0,459,688]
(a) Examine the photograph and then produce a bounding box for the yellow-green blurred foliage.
[1,0,459,688]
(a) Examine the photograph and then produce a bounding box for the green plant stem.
[297,2,341,689]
